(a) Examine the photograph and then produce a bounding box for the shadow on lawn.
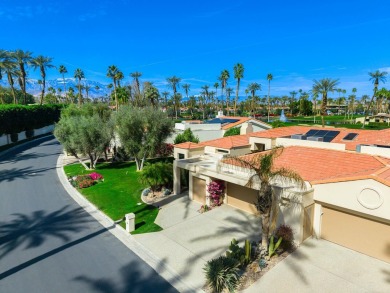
[0,206,92,261]
[73,257,179,293]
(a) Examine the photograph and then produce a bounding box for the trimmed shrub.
[10,133,18,143]
[174,128,199,144]
[204,256,240,293]
[25,129,34,139]
[138,162,173,194]
[223,127,241,137]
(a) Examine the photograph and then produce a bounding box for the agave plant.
[204,256,240,293]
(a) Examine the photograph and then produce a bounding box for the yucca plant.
[204,256,240,293]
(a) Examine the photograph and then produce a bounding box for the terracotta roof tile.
[174,142,205,149]
[202,134,251,149]
[226,146,390,186]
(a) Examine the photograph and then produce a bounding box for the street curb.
[0,134,53,159]
[56,154,200,293]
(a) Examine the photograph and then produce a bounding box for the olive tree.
[54,114,114,169]
[115,106,173,171]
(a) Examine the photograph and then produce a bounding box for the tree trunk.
[261,211,270,248]
[362,89,377,129]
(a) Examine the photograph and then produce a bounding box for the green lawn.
[64,161,162,234]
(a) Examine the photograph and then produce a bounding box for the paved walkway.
[243,238,390,293]
[134,194,260,290]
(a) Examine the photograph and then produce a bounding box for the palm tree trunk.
[7,73,17,104]
[261,211,270,248]
[362,90,377,129]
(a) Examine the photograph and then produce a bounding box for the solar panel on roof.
[304,129,340,142]
[343,133,358,141]
[206,118,239,124]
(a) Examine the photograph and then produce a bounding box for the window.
[178,153,185,159]
[217,149,229,154]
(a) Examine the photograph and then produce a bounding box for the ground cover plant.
[64,161,162,234]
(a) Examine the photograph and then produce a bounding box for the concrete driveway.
[243,238,390,293]
[134,193,260,290]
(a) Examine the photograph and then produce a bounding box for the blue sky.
[2,0,390,97]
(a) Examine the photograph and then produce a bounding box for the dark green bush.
[204,256,240,293]
[223,127,241,137]
[174,128,199,144]
[0,104,64,135]
[10,133,18,143]
[139,162,173,194]
[25,129,35,139]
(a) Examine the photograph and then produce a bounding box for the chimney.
[240,122,253,135]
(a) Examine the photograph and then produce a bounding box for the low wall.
[0,124,54,147]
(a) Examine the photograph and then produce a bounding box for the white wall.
[249,137,273,151]
[359,145,390,158]
[275,137,346,150]
[0,125,54,147]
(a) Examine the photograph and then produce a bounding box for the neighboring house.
[167,113,271,143]
[355,113,390,125]
[173,126,390,263]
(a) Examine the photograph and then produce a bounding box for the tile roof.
[225,146,390,186]
[219,116,271,130]
[174,142,205,149]
[250,126,390,151]
[202,134,251,149]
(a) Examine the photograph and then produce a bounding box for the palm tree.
[233,63,244,116]
[214,82,219,102]
[11,50,32,104]
[166,76,181,119]
[362,70,388,128]
[266,73,273,122]
[0,51,18,103]
[31,55,55,105]
[227,147,305,248]
[218,70,230,112]
[289,91,297,115]
[116,71,124,88]
[161,91,170,108]
[58,65,68,100]
[226,87,233,113]
[107,65,120,110]
[312,78,339,127]
[74,68,85,107]
[182,83,191,100]
[247,82,261,115]
[130,72,142,94]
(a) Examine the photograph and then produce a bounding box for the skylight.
[343,133,358,141]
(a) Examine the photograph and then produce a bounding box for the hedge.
[0,104,65,135]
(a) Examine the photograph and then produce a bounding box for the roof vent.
[291,134,307,140]
[307,136,323,142]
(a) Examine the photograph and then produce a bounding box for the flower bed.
[69,172,104,189]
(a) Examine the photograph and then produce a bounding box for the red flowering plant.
[89,172,104,181]
[207,180,225,207]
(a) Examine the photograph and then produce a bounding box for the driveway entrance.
[134,193,260,290]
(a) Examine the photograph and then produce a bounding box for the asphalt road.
[0,136,177,293]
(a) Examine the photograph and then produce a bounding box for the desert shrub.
[223,127,241,137]
[204,256,240,293]
[10,133,18,143]
[138,162,173,194]
[174,128,199,144]
[275,224,294,251]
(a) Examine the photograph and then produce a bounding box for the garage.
[192,177,206,204]
[226,183,258,214]
[321,206,390,263]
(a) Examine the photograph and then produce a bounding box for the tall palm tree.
[289,91,297,115]
[233,63,244,116]
[362,70,388,128]
[161,91,170,108]
[227,147,305,248]
[266,73,273,122]
[74,68,85,107]
[130,72,142,94]
[11,50,32,104]
[182,83,191,100]
[107,65,120,110]
[116,71,124,88]
[214,82,219,102]
[58,65,68,100]
[247,82,261,115]
[218,70,230,112]
[166,76,181,119]
[31,55,55,105]
[312,78,339,127]
[226,87,233,113]
[0,50,18,103]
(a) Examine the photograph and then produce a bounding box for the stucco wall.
[275,137,346,150]
[314,179,390,222]
[0,125,54,147]
[359,145,390,158]
[249,137,273,151]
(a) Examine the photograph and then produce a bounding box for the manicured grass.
[64,161,162,234]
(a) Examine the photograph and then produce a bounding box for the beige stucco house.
[173,126,390,263]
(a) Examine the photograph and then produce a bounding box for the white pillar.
[125,213,135,233]
[173,161,181,195]
[313,203,322,239]
[205,177,212,206]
